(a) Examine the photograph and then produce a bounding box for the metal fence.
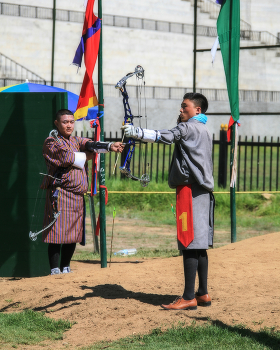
[0,53,45,83]
[240,30,279,46]
[77,131,280,191]
[213,135,280,191]
[0,2,278,45]
[1,78,280,103]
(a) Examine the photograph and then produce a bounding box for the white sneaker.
[62,266,72,274]
[51,267,61,275]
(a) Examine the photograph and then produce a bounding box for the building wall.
[1,0,280,139]
[3,0,279,37]
[1,0,280,87]
[248,0,280,37]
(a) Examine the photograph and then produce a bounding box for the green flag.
[217,0,240,122]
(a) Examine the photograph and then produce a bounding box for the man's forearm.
[136,128,161,143]
[122,125,174,145]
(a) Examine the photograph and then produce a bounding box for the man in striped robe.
[41,109,124,275]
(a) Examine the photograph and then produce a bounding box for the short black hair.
[56,109,74,121]
[183,92,208,114]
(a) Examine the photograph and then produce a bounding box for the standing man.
[122,93,214,310]
[41,109,124,275]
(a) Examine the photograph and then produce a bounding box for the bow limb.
[29,211,61,241]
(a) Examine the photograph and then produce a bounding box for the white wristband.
[73,152,86,169]
[136,128,143,139]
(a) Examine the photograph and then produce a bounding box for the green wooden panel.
[0,92,67,277]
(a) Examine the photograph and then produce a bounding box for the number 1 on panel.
[179,212,188,232]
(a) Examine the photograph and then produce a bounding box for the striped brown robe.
[41,133,91,244]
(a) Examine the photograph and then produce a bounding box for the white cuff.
[95,149,109,153]
[73,152,86,169]
[137,128,161,143]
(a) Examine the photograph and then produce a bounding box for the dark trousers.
[182,249,208,300]
[48,243,76,270]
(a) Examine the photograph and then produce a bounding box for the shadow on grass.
[0,302,22,312]
[30,284,176,312]
[186,316,280,350]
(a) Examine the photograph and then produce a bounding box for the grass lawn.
[83,322,280,350]
[0,309,72,347]
[74,179,280,260]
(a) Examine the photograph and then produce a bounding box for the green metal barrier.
[0,92,67,277]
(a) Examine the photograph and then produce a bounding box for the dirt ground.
[0,231,280,349]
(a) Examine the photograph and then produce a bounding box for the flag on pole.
[216,0,240,141]
[73,0,101,197]
[73,0,101,121]
[216,0,240,187]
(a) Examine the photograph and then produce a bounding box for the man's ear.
[54,120,58,127]
[196,106,201,115]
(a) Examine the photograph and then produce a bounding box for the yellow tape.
[87,191,280,195]
[87,191,175,194]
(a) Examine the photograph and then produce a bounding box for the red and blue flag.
[73,0,101,121]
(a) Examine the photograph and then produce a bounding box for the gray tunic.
[158,118,214,249]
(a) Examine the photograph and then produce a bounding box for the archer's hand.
[85,150,94,161]
[121,124,138,139]
[110,142,125,153]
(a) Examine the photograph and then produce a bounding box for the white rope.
[230,123,238,188]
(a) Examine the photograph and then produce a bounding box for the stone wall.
[1,0,280,88]
[1,0,280,139]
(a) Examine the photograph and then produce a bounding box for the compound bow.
[115,65,150,187]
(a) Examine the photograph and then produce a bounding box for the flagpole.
[193,0,197,92]
[230,123,237,243]
[98,0,107,268]
[216,0,240,244]
[51,0,56,86]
